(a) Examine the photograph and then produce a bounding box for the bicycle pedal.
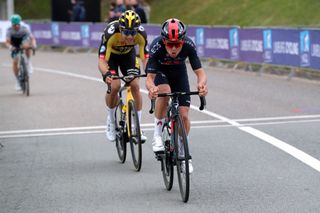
[154,152,164,160]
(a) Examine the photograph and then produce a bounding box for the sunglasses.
[121,29,138,36]
[164,41,184,48]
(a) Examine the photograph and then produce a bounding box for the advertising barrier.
[3,21,320,70]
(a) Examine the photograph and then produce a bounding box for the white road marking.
[1,117,320,136]
[2,65,320,172]
[240,126,320,172]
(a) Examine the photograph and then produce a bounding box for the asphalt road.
[1,48,320,213]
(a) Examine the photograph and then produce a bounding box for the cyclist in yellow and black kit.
[98,10,149,142]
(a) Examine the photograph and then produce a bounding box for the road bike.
[107,71,146,171]
[149,91,206,202]
[15,47,35,96]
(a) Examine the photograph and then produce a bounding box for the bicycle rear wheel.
[128,100,142,171]
[174,115,190,203]
[115,101,126,163]
[161,123,174,190]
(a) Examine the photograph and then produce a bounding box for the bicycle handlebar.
[106,73,147,94]
[149,91,206,114]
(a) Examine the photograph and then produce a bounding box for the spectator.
[69,0,86,22]
[125,0,148,23]
[138,0,150,22]
[107,0,126,23]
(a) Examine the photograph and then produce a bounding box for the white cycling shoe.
[152,135,164,152]
[15,80,22,91]
[141,131,147,143]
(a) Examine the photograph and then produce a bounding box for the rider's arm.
[136,32,149,71]
[4,38,13,50]
[146,72,158,99]
[30,33,37,49]
[194,68,208,97]
[98,34,111,82]
[5,29,13,50]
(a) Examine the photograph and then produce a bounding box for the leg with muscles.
[12,56,21,91]
[130,78,147,142]
[152,84,170,152]
[105,79,120,141]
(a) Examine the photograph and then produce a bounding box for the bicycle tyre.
[174,115,190,203]
[25,73,30,96]
[128,100,142,171]
[19,57,26,93]
[161,122,174,190]
[115,101,127,163]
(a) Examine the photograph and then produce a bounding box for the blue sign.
[229,28,239,59]
[229,28,239,47]
[300,30,310,67]
[51,22,60,44]
[196,28,204,45]
[263,29,273,63]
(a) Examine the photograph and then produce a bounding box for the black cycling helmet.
[161,18,186,42]
[118,10,141,30]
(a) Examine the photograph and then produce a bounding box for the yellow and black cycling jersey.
[98,21,149,62]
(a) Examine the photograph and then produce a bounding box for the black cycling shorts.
[154,69,191,107]
[108,49,140,76]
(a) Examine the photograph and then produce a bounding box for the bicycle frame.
[114,75,145,137]
[111,73,146,171]
[149,91,206,202]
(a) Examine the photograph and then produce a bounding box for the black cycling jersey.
[146,36,202,107]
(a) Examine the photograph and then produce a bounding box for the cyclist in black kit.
[145,18,208,173]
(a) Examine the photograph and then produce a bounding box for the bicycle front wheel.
[174,115,190,203]
[18,58,26,94]
[25,74,30,96]
[128,100,142,171]
[161,123,174,190]
[115,101,126,163]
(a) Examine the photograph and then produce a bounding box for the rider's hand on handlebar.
[197,83,208,97]
[9,46,16,51]
[106,75,113,84]
[148,86,159,99]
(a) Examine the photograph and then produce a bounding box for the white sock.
[154,118,165,137]
[178,135,189,157]
[107,106,116,122]
[138,110,142,124]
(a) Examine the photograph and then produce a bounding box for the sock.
[154,118,165,137]
[138,110,142,124]
[107,106,116,122]
[178,135,189,158]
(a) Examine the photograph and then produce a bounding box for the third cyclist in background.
[5,14,37,91]
[146,18,208,173]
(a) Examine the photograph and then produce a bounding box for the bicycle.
[107,70,147,171]
[149,91,206,202]
[15,47,35,96]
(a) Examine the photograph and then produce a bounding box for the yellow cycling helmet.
[119,10,141,30]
